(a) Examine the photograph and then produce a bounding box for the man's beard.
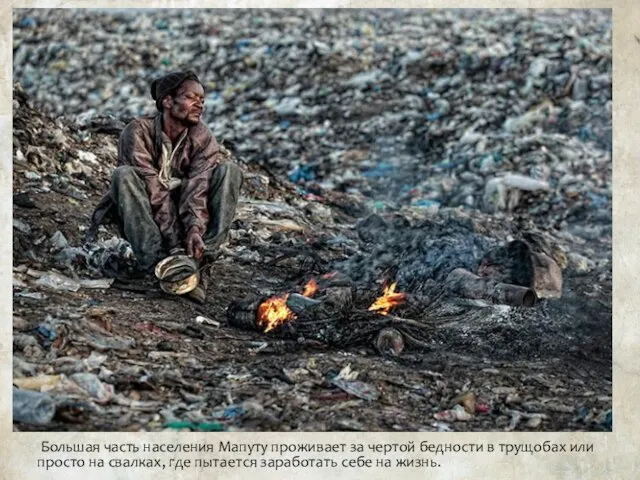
[173,109,200,127]
[181,116,199,127]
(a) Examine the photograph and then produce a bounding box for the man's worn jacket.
[89,114,225,249]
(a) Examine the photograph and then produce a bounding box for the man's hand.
[185,227,205,262]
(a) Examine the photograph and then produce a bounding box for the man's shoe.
[185,273,208,304]
[185,283,207,304]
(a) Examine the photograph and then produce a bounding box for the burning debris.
[302,278,318,297]
[256,294,296,333]
[226,248,548,356]
[251,278,322,333]
[223,217,598,361]
[368,282,407,316]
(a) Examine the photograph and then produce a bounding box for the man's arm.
[118,121,180,250]
[179,129,224,243]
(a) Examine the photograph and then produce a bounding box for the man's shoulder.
[120,115,155,140]
[125,115,155,131]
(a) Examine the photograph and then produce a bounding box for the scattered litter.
[195,315,221,327]
[434,404,473,422]
[49,231,69,251]
[13,218,32,234]
[15,290,44,300]
[13,389,56,425]
[334,418,366,431]
[164,421,224,431]
[79,278,114,289]
[10,8,611,433]
[211,404,246,420]
[330,377,379,401]
[449,391,476,414]
[282,368,310,384]
[70,373,114,404]
[504,409,549,432]
[13,374,64,392]
[36,272,80,292]
[475,401,491,415]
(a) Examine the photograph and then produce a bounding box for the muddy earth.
[12,9,611,432]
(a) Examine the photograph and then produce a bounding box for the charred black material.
[285,293,322,315]
[478,240,535,287]
[226,297,263,331]
[337,215,499,291]
[446,268,537,307]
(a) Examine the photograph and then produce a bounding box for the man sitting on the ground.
[90,70,243,302]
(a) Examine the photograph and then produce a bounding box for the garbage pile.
[13,9,611,223]
[12,9,611,432]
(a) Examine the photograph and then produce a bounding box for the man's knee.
[112,166,143,192]
[112,165,137,184]
[213,162,243,189]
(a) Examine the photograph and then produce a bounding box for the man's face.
[166,80,205,127]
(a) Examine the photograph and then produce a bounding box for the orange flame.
[368,282,406,315]
[257,294,296,333]
[302,278,318,297]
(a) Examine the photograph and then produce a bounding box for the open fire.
[229,256,543,359]
[302,278,318,297]
[254,278,408,333]
[256,294,296,333]
[256,278,319,333]
[368,282,406,315]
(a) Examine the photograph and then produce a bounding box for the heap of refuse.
[12,9,611,433]
[14,9,611,225]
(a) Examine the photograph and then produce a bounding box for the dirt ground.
[12,86,611,433]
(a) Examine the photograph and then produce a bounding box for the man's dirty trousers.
[110,163,243,271]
